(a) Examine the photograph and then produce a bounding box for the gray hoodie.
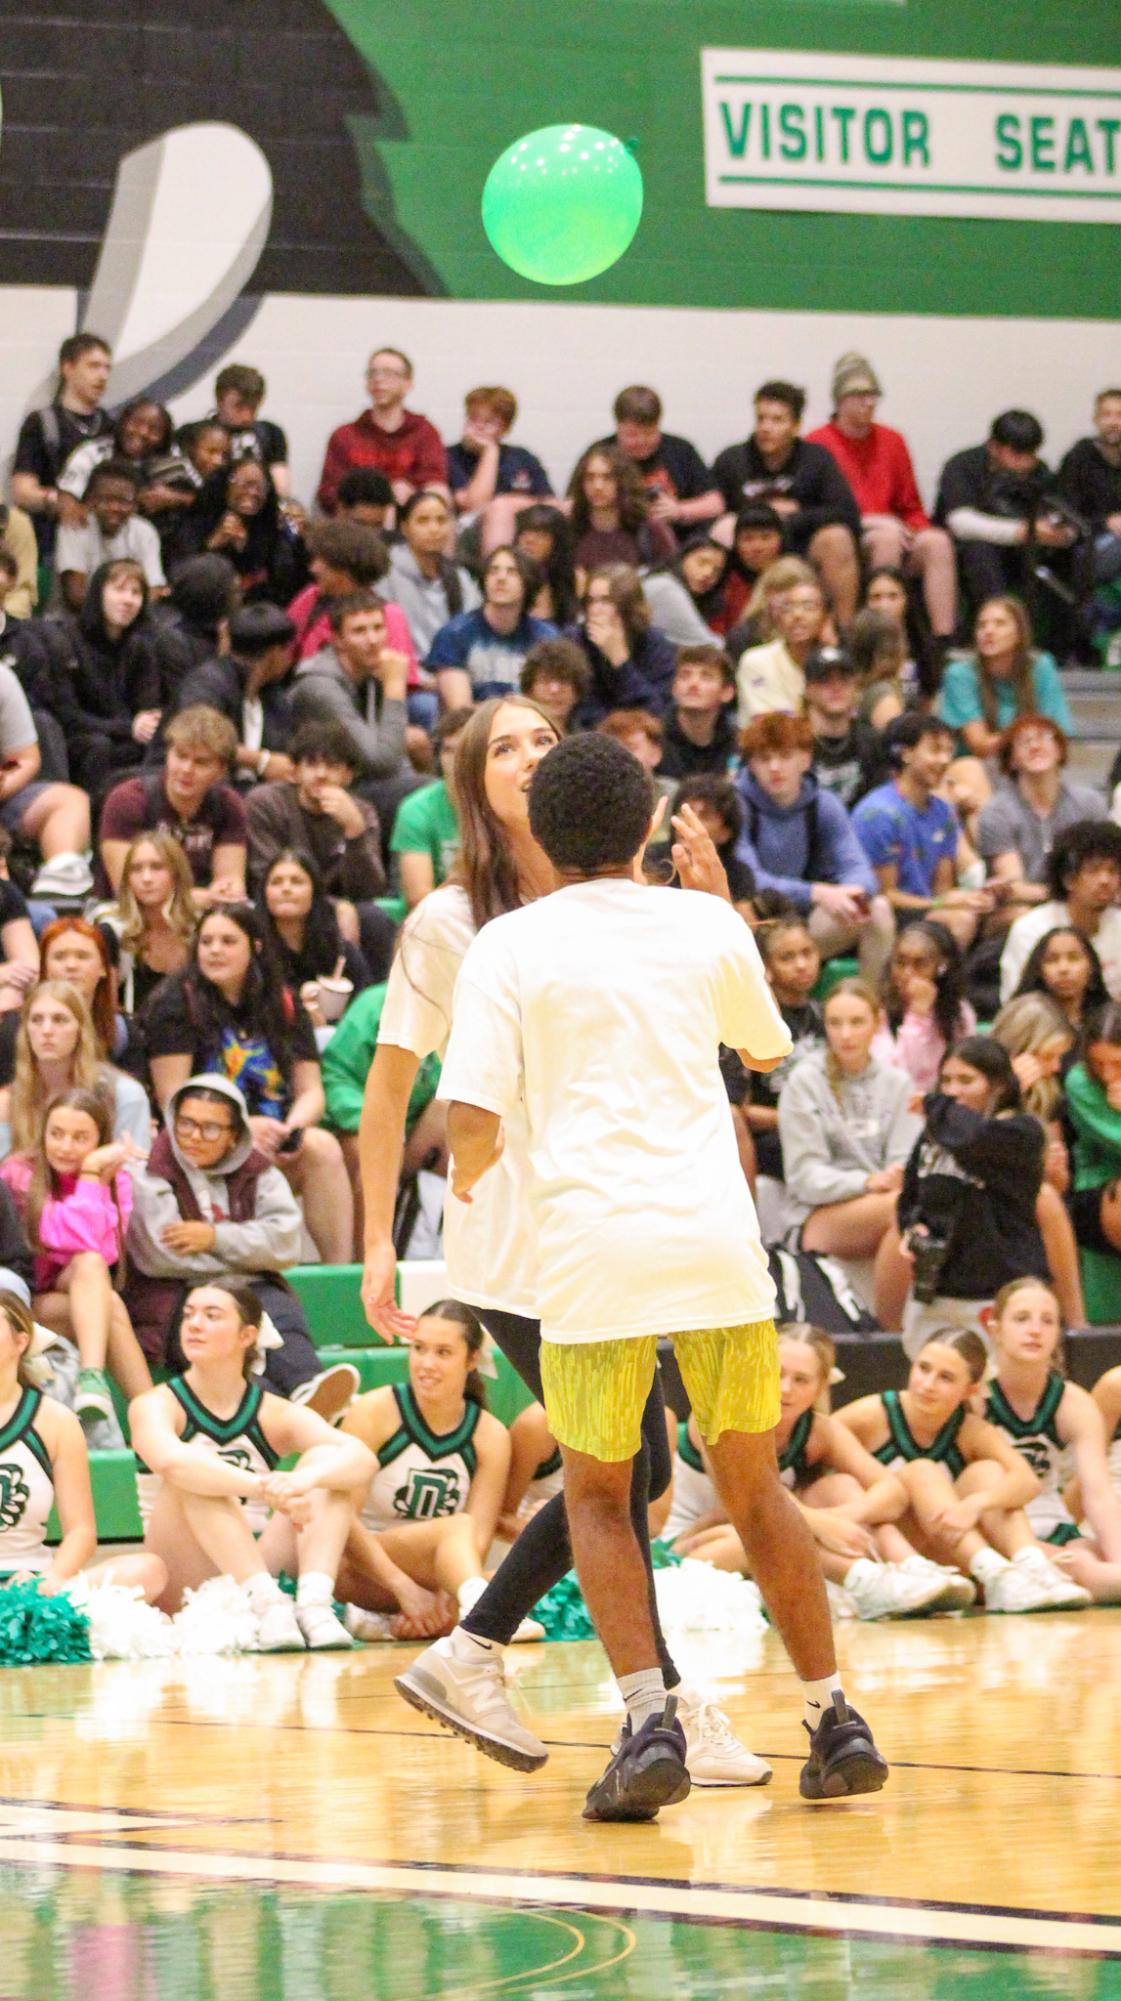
[126,1074,302,1279]
[291,643,408,779]
[777,1047,922,1222]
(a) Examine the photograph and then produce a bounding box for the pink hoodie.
[0,1156,133,1292]
[872,1002,977,1095]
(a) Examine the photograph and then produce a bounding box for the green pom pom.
[0,1579,90,1666]
[531,1542,682,1642]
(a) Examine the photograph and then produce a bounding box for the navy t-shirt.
[447,442,551,500]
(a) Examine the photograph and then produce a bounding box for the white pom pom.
[653,1559,768,1638]
[172,1575,259,1656]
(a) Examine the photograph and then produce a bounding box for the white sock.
[449,1624,497,1661]
[296,1571,334,1608]
[802,1671,844,1733]
[969,1548,1009,1586]
[844,1558,877,1588]
[456,1577,486,1614]
[617,1668,667,1732]
[244,1572,284,1611]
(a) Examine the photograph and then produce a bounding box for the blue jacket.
[569,622,677,726]
[733,770,877,911]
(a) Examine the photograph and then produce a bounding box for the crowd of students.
[1,329,1121,1651]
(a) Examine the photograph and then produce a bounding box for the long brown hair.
[567,444,650,537]
[24,1087,126,1282]
[116,830,197,957]
[39,917,116,1056]
[10,981,107,1155]
[974,595,1035,730]
[446,695,559,932]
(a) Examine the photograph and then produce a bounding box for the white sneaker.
[344,1604,398,1642]
[825,1579,859,1620]
[676,1689,772,1787]
[255,1596,307,1652]
[509,1616,546,1643]
[395,1634,548,1771]
[1011,1547,1093,1611]
[899,1554,977,1612]
[31,852,93,899]
[844,1558,947,1620]
[295,1601,354,1650]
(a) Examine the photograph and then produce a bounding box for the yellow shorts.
[540,1320,779,1464]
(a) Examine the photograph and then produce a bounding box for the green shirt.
[389,779,460,886]
[1066,1059,1121,1193]
[321,982,441,1134]
[937,652,1070,748]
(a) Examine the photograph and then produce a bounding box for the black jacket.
[174,654,293,756]
[711,436,861,538]
[898,1094,1047,1300]
[1057,437,1121,535]
[657,706,739,781]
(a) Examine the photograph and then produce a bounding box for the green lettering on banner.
[1030,114,1056,171]
[720,101,752,159]
[1065,117,1094,172]
[901,110,930,167]
[778,103,806,162]
[994,113,1023,170]
[833,104,855,163]
[761,100,772,159]
[864,108,893,165]
[1098,117,1121,173]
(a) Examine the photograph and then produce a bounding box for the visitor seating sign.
[702,50,1121,222]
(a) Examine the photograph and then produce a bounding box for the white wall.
[4,286,1118,512]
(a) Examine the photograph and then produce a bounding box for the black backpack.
[767,1245,880,1335]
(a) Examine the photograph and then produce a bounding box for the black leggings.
[461,1308,678,1682]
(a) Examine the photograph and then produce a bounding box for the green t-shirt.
[389,779,460,885]
[937,652,1070,747]
[321,982,441,1134]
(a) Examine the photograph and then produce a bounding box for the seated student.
[983,1277,1121,1603]
[9,332,114,567]
[207,362,290,495]
[861,566,935,704]
[853,714,990,952]
[672,1326,953,1620]
[1,500,42,619]
[724,553,816,664]
[170,458,306,608]
[778,977,921,1260]
[804,644,884,810]
[56,397,184,534]
[990,993,1075,1191]
[593,384,722,542]
[732,915,824,1182]
[54,460,166,611]
[316,348,449,516]
[934,409,1067,617]
[144,902,353,1266]
[98,706,248,907]
[152,551,236,675]
[640,538,728,647]
[390,709,470,910]
[0,981,152,1160]
[713,380,862,627]
[977,718,1103,915]
[0,1088,152,1432]
[337,1301,535,1643]
[655,645,738,781]
[320,980,444,1251]
[383,491,481,661]
[125,1076,355,1416]
[669,777,756,914]
[174,417,231,491]
[257,848,370,1022]
[245,721,393,984]
[447,386,552,552]
[0,918,129,1094]
[711,504,786,638]
[1012,923,1109,1034]
[873,921,975,1094]
[41,559,166,797]
[173,603,295,787]
[513,505,580,626]
[0,656,91,902]
[518,638,591,736]
[566,444,677,579]
[130,1280,373,1642]
[571,565,676,724]
[335,467,394,532]
[429,547,555,709]
[98,832,195,1020]
[1000,819,1121,1003]
[875,1037,1079,1347]
[0,835,38,1016]
[291,592,413,824]
[287,518,417,673]
[838,1328,1089,1612]
[849,608,908,733]
[494,1400,564,1544]
[939,597,1070,759]
[735,712,895,982]
[1066,1003,1121,1264]
[0,1286,165,1603]
[598,712,675,838]
[735,572,829,723]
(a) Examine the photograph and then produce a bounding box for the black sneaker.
[799,1691,889,1802]
[583,1696,691,1822]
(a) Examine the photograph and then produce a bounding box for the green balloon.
[482,124,643,286]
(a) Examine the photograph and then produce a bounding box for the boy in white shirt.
[439,733,888,1821]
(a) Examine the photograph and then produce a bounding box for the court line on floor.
[0,1835,1116,1959]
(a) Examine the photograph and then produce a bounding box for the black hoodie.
[898,1093,1048,1300]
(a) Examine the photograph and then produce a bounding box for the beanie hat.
[832,352,882,404]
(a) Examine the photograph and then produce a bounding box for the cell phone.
[278,1127,304,1155]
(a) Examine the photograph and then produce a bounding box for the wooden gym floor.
[1,1609,1120,1998]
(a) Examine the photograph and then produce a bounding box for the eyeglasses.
[175,1117,234,1141]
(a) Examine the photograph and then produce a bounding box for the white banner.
[702,50,1121,222]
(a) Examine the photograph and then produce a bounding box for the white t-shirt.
[1000,898,1121,1003]
[439,878,791,1344]
[54,515,165,590]
[376,884,538,1316]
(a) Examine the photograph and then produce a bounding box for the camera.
[907,1225,952,1304]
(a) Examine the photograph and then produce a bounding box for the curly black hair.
[1045,819,1121,904]
[528,734,654,873]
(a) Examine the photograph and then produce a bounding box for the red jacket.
[805,420,930,532]
[316,409,448,513]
